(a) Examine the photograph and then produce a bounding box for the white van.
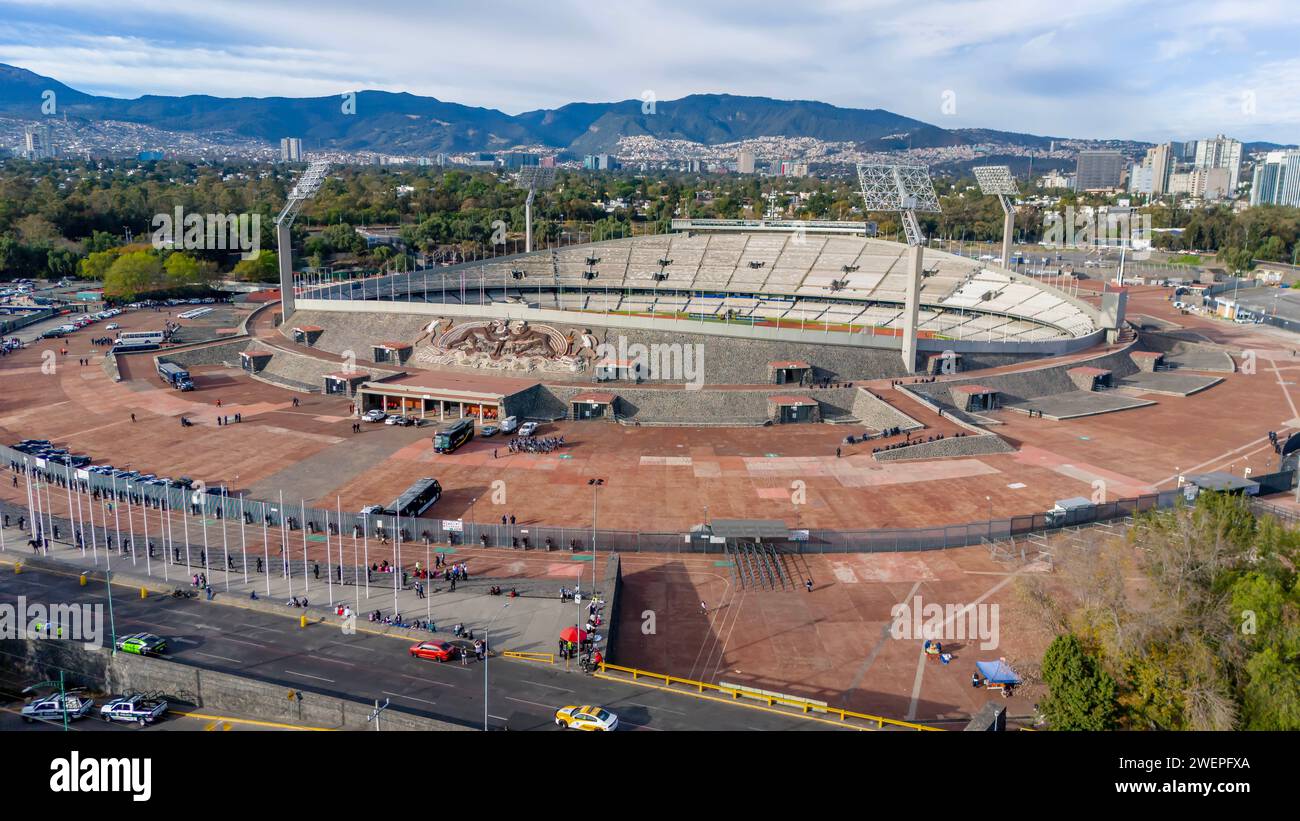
[500,416,519,433]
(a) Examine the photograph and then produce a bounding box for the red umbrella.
[559,626,588,643]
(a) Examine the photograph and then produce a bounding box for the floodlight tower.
[515,166,557,253]
[856,163,941,372]
[972,165,1018,269]
[274,158,330,317]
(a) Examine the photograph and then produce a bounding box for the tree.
[232,250,278,282]
[103,251,163,300]
[1040,634,1119,730]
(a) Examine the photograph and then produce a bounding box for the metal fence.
[4,443,1190,556]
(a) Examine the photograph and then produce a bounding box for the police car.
[21,693,94,723]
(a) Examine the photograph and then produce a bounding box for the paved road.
[0,567,841,732]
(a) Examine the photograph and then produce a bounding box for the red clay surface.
[3,287,1297,723]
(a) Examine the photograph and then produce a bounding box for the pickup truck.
[20,694,94,723]
[99,694,169,726]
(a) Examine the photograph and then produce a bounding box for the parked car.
[21,693,94,723]
[100,693,168,726]
[362,409,387,423]
[480,425,499,437]
[517,422,539,437]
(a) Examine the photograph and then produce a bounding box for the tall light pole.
[274,159,330,320]
[857,163,941,372]
[515,167,556,253]
[484,602,511,731]
[586,477,604,662]
[973,166,1019,270]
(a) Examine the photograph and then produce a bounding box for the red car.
[409,641,458,662]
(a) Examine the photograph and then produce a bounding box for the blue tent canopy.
[976,660,1021,685]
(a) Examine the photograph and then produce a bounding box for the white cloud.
[0,0,1295,141]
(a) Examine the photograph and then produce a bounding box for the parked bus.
[117,330,166,345]
[433,418,475,454]
[390,478,442,518]
[109,340,159,355]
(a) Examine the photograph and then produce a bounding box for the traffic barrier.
[502,650,554,664]
[79,573,86,586]
[299,615,308,629]
[139,587,147,599]
[14,562,20,574]
[595,662,940,731]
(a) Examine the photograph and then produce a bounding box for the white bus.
[116,330,166,345]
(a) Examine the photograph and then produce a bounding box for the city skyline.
[0,0,1297,144]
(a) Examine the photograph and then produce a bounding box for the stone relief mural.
[414,319,600,374]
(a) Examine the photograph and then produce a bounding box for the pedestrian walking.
[805,579,813,593]
[130,413,136,423]
[700,600,707,614]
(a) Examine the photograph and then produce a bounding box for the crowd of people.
[508,435,565,454]
[873,431,968,454]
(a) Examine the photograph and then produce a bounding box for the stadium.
[269,218,1118,430]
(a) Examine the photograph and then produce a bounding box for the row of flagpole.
[0,467,405,610]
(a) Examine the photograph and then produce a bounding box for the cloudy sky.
[1,0,1297,142]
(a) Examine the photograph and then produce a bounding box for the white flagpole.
[221,493,230,592]
[280,490,291,598]
[240,494,248,587]
[363,515,370,601]
[325,509,334,607]
[262,499,271,597]
[301,499,310,595]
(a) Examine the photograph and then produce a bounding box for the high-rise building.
[1075,150,1125,191]
[737,149,755,174]
[583,154,618,171]
[1194,135,1242,190]
[1143,143,1173,196]
[1173,140,1198,162]
[1250,150,1300,207]
[1128,163,1154,195]
[23,123,54,160]
[280,137,303,162]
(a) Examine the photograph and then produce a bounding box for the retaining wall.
[0,638,469,730]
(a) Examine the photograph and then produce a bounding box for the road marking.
[505,696,553,709]
[488,714,508,721]
[216,637,268,649]
[194,651,241,664]
[397,673,454,688]
[628,702,686,716]
[172,637,198,645]
[284,670,334,683]
[523,680,571,693]
[382,690,437,706]
[325,641,374,652]
[239,623,284,633]
[310,655,356,668]
[619,720,661,731]
[174,710,333,731]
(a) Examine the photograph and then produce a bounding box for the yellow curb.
[591,672,874,731]
[173,710,335,731]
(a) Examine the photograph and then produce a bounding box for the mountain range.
[0,63,1065,157]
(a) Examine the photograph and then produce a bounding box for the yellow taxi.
[554,705,619,731]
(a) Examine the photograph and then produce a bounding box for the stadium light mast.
[973,165,1018,269]
[274,158,330,318]
[856,163,941,372]
[515,166,557,253]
